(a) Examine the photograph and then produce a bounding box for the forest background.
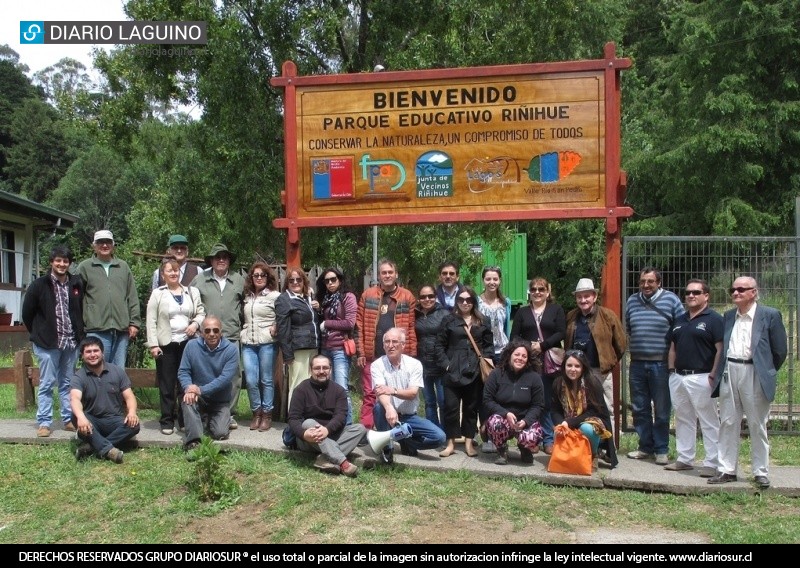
[1,0,798,364]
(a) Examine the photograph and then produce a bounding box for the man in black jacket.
[22,245,84,438]
[288,354,366,477]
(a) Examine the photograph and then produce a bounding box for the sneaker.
[313,454,340,474]
[63,422,76,432]
[105,447,124,464]
[229,418,238,430]
[627,450,655,460]
[339,460,358,477]
[379,446,394,465]
[664,461,693,471]
[36,425,51,438]
[75,442,93,460]
[655,453,669,465]
[160,427,174,435]
[494,446,508,465]
[481,440,497,454]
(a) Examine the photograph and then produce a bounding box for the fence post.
[14,349,35,412]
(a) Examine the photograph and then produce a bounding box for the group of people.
[21,233,787,487]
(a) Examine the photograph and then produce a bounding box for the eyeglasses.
[440,271,457,276]
[324,276,338,284]
[730,286,754,294]
[457,297,473,304]
[685,290,704,296]
[252,273,267,279]
[288,278,303,284]
[639,279,657,285]
[95,240,113,246]
[418,294,436,300]
[203,328,221,334]
[530,287,547,293]
[311,366,331,371]
[383,339,404,345]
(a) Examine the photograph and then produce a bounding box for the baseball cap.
[168,234,189,247]
[93,230,114,243]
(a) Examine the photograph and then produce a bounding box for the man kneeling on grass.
[288,353,366,477]
[70,337,140,463]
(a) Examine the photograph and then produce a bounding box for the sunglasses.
[324,276,338,284]
[685,290,704,296]
[419,294,436,300]
[457,297,473,304]
[530,286,547,293]
[252,273,267,279]
[288,278,303,284]
[203,328,221,334]
[730,286,754,294]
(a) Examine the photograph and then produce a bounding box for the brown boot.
[259,411,272,432]
[250,409,262,430]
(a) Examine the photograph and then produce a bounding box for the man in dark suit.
[708,276,787,489]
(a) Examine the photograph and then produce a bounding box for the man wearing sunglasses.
[708,276,787,489]
[665,279,723,477]
[192,243,245,429]
[624,267,684,465]
[178,315,239,450]
[435,261,464,309]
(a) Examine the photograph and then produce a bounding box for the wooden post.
[14,349,35,412]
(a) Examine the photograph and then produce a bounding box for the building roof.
[0,190,78,232]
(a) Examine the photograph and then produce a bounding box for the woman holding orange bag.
[551,350,617,470]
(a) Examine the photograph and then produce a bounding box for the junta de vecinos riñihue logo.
[19,21,207,44]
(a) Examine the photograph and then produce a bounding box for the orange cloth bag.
[546,424,593,476]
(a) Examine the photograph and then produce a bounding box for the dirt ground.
[187,502,710,544]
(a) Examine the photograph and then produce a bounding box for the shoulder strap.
[464,324,482,358]
[635,293,674,326]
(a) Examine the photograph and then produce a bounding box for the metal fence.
[621,236,798,434]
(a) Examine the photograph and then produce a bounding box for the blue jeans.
[33,344,79,427]
[75,413,140,458]
[422,373,444,428]
[628,359,671,455]
[242,343,276,413]
[373,405,446,453]
[321,348,353,425]
[87,330,129,368]
[541,373,555,446]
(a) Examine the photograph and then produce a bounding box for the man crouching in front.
[70,337,140,463]
[288,353,366,477]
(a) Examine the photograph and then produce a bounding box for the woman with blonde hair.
[241,262,280,431]
[146,257,205,435]
[275,267,320,409]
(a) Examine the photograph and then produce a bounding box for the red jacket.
[357,285,417,359]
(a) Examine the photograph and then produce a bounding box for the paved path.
[2,419,798,497]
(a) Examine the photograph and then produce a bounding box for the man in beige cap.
[77,230,141,368]
[564,278,627,434]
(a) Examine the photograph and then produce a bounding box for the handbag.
[534,310,564,376]
[464,324,494,382]
[547,424,593,476]
[343,337,357,357]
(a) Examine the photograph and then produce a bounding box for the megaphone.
[367,422,413,455]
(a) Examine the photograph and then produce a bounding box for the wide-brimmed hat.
[204,243,236,265]
[168,234,189,247]
[574,278,598,295]
[93,230,114,244]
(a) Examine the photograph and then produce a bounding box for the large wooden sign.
[271,43,632,233]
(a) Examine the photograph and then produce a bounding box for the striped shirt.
[625,289,684,360]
